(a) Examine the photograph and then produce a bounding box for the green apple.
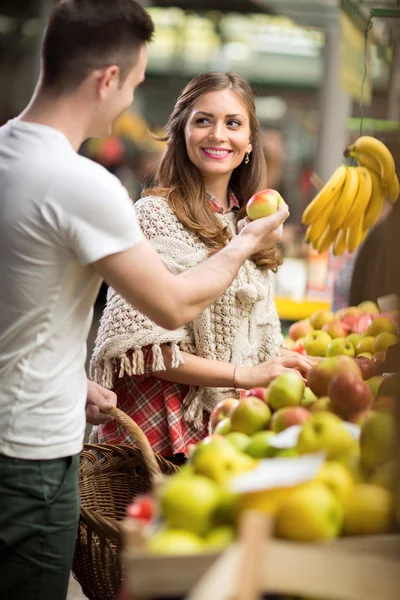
[346,333,363,348]
[148,529,205,555]
[372,332,399,354]
[160,475,222,535]
[245,430,277,459]
[307,355,362,397]
[355,336,375,356]
[365,316,397,337]
[365,375,385,399]
[360,412,397,470]
[214,417,231,436]
[230,397,271,435]
[225,431,251,453]
[309,310,334,330]
[297,412,354,459]
[326,338,355,357]
[246,189,284,220]
[205,526,235,550]
[275,481,343,541]
[342,484,394,535]
[301,386,318,408]
[193,438,255,484]
[267,371,305,410]
[272,447,298,458]
[303,330,332,357]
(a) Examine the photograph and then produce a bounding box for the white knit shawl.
[90,196,283,430]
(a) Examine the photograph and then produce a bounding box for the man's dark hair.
[42,0,154,92]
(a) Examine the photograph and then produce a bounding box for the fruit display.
[302,136,399,255]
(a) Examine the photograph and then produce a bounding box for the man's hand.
[86,379,117,425]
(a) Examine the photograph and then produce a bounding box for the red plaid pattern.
[95,193,239,457]
[206,190,240,215]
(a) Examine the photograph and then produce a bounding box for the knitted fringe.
[152,344,165,371]
[102,359,113,389]
[171,343,185,369]
[182,389,204,431]
[132,347,145,375]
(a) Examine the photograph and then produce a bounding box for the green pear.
[297,412,354,459]
[267,371,305,410]
[275,481,343,541]
[148,528,205,555]
[160,475,222,535]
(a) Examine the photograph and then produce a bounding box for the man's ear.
[95,65,120,100]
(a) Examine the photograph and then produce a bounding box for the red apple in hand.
[243,388,268,403]
[328,372,372,413]
[210,398,237,431]
[246,189,284,220]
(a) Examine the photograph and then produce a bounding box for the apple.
[372,350,387,375]
[289,319,313,341]
[365,375,385,399]
[309,310,334,330]
[357,352,372,359]
[160,474,222,535]
[243,387,268,403]
[272,448,298,458]
[214,417,231,436]
[303,330,332,357]
[230,397,271,435]
[357,301,380,314]
[225,431,251,453]
[210,397,238,431]
[328,372,372,413]
[326,338,355,357]
[334,306,363,321]
[297,412,354,459]
[307,355,362,397]
[317,461,354,504]
[342,484,393,535]
[193,437,256,484]
[355,336,375,356]
[275,482,343,541]
[205,526,235,550]
[245,430,277,459]
[354,356,375,380]
[365,316,397,337]
[372,332,399,354]
[246,189,284,220]
[360,412,397,470]
[271,406,311,433]
[148,529,205,555]
[346,333,363,348]
[322,320,348,339]
[267,371,305,410]
[301,386,318,408]
[310,396,331,412]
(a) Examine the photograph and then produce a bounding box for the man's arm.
[93,205,288,330]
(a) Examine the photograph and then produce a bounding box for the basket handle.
[102,406,164,488]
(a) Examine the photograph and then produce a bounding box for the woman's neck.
[203,177,230,210]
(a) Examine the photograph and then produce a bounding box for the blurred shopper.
[0,3,289,600]
[90,72,316,459]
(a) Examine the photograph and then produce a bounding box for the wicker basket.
[72,406,180,600]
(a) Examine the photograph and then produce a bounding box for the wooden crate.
[122,515,400,600]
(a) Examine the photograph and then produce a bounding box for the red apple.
[289,320,314,341]
[210,398,238,431]
[246,189,284,221]
[271,407,311,433]
[328,372,372,413]
[243,387,268,403]
[307,355,362,397]
[354,356,375,380]
[322,320,348,339]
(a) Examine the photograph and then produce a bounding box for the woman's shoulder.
[134,195,199,245]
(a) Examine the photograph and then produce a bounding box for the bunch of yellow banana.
[302,136,399,256]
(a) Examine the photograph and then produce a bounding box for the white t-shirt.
[0,120,143,459]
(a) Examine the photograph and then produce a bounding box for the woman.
[90,72,315,459]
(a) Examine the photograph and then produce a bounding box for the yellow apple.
[355,336,375,355]
[316,461,354,504]
[342,484,394,535]
[297,412,354,459]
[267,371,305,410]
[275,481,343,541]
[309,310,334,330]
[372,332,399,354]
[303,330,332,357]
[360,412,397,470]
[365,316,397,337]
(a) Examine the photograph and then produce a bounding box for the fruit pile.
[302,136,399,255]
[126,350,399,554]
[286,301,399,366]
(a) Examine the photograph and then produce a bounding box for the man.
[0,1,288,598]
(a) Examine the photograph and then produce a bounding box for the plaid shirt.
[96,193,240,458]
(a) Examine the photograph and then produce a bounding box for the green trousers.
[0,454,80,600]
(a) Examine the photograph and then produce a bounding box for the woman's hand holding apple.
[235,354,317,389]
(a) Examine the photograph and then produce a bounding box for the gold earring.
[245,152,250,165]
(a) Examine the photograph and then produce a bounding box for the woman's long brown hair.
[143,72,282,271]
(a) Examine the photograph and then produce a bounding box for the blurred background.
[0,0,399,319]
